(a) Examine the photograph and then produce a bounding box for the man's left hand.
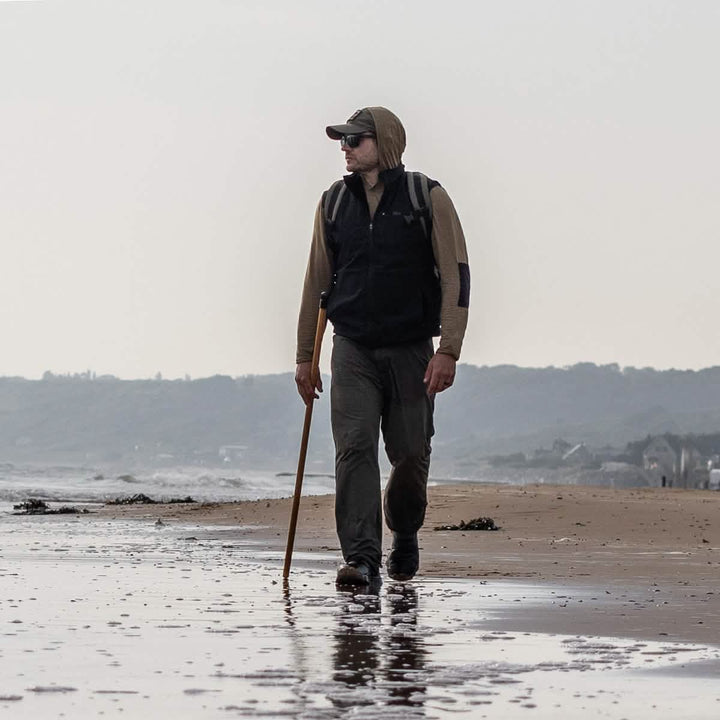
[423,353,456,395]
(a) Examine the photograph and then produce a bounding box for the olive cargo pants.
[331,335,435,570]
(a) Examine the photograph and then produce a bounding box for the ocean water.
[0,463,337,511]
[0,461,639,516]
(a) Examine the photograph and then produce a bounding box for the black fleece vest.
[324,165,441,348]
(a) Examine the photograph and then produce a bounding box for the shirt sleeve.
[429,185,470,360]
[296,200,333,364]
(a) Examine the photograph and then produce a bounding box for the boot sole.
[387,570,416,582]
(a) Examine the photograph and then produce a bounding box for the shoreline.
[96,482,720,645]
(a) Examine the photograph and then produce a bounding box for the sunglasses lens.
[340,134,375,149]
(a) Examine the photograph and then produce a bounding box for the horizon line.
[3,361,720,382]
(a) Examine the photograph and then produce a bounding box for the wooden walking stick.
[283,292,328,579]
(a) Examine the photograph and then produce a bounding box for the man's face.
[341,135,379,174]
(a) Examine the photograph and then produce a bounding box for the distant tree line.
[1,363,719,474]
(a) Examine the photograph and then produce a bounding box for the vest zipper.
[367,220,375,334]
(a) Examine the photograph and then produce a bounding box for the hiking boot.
[386,532,419,581]
[336,560,377,586]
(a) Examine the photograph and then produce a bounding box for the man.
[296,106,469,586]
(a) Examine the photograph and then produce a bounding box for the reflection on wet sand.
[332,584,428,711]
[283,579,430,715]
[2,516,719,719]
[332,586,382,706]
[384,585,427,708]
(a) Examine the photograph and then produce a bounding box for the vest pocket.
[375,269,425,330]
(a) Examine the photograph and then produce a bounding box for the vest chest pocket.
[375,210,430,266]
[385,210,424,224]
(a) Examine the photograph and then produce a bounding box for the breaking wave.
[0,464,336,507]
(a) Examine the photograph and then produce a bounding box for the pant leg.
[331,335,384,569]
[380,339,435,535]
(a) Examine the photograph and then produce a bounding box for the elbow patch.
[458,262,470,308]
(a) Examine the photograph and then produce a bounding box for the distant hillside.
[1,363,720,475]
[0,373,324,471]
[433,363,720,474]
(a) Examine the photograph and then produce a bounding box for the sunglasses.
[340,134,375,149]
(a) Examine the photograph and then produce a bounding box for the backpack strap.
[406,171,433,240]
[322,179,347,225]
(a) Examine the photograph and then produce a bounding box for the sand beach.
[2,482,719,718]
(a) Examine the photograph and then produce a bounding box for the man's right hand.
[295,362,323,407]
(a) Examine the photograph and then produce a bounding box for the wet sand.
[2,483,719,718]
[99,482,720,645]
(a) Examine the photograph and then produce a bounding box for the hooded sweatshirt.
[296,108,470,362]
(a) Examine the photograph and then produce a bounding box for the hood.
[366,106,406,171]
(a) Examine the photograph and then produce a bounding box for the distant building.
[533,438,572,462]
[679,443,704,488]
[562,443,593,466]
[709,469,720,491]
[643,436,677,486]
[552,438,573,457]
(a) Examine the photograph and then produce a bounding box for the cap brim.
[326,123,369,140]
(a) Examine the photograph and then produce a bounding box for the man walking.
[296,107,470,585]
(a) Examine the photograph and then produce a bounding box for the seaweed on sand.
[433,517,500,531]
[106,494,196,505]
[13,499,87,515]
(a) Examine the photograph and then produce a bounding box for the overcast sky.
[1,0,719,379]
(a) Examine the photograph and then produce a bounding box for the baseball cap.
[326,108,376,140]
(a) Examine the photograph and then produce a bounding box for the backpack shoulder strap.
[406,171,433,239]
[322,179,347,224]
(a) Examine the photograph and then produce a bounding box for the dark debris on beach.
[434,517,500,531]
[13,499,88,516]
[106,493,196,506]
